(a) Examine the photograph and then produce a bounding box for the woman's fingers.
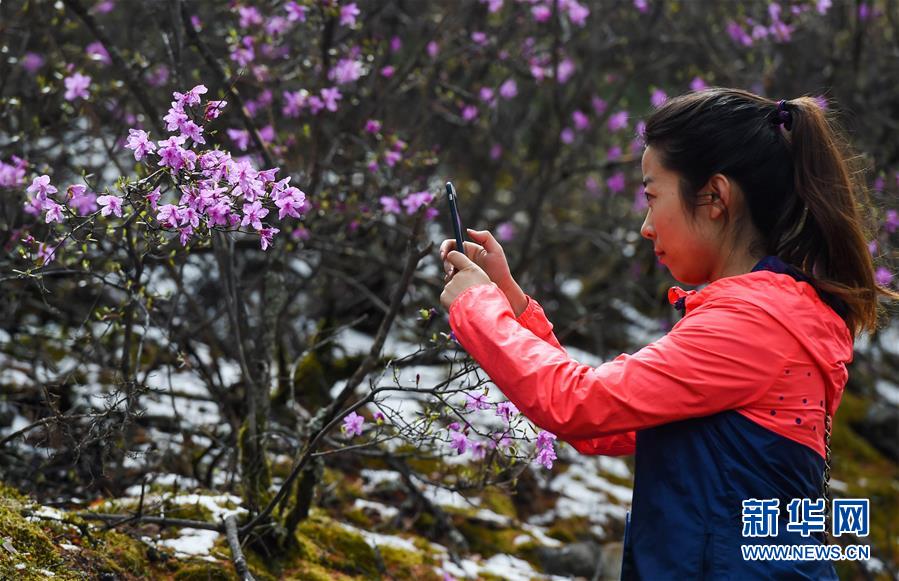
[467,228,502,252]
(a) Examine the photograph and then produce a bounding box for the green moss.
[0,492,69,579]
[455,518,522,559]
[172,561,235,580]
[829,391,899,562]
[96,530,149,576]
[480,487,518,519]
[238,421,273,511]
[545,515,592,543]
[296,510,380,577]
[379,544,443,579]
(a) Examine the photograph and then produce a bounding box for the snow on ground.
[157,528,220,559]
[338,520,420,552]
[353,498,399,520]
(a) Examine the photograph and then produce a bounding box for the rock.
[596,542,624,580]
[535,540,602,578]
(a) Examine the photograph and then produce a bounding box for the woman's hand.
[439,229,528,316]
[440,251,492,311]
[440,228,512,287]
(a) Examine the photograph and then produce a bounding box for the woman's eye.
[644,191,654,201]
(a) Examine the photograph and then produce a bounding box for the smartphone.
[445,181,465,256]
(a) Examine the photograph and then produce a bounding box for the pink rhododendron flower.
[86,41,111,65]
[572,110,590,131]
[465,392,490,411]
[241,200,268,230]
[43,200,64,223]
[97,194,123,217]
[592,96,608,116]
[495,401,518,424]
[365,119,381,133]
[560,127,574,144]
[179,226,193,246]
[64,72,91,101]
[285,1,306,21]
[496,222,516,241]
[330,58,364,84]
[607,172,626,193]
[320,87,342,112]
[380,65,395,78]
[690,76,708,91]
[156,204,179,228]
[380,196,401,214]
[450,431,469,454]
[427,41,440,59]
[402,191,433,214]
[608,111,629,132]
[885,209,898,233]
[174,84,207,107]
[342,411,365,437]
[282,90,308,117]
[22,52,44,74]
[634,0,649,13]
[499,79,517,99]
[556,58,575,83]
[651,88,668,107]
[146,187,161,210]
[37,241,61,265]
[27,175,57,200]
[238,5,263,28]
[565,0,589,25]
[461,105,478,122]
[481,0,503,13]
[875,267,893,287]
[532,4,551,22]
[259,227,279,250]
[67,184,98,215]
[125,129,157,161]
[205,100,228,120]
[339,2,360,27]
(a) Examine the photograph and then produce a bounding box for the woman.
[438,88,896,579]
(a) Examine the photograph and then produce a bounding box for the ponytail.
[644,88,898,339]
[777,97,898,338]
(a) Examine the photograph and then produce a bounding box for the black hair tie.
[774,99,793,131]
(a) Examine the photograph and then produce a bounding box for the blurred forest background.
[1,0,897,579]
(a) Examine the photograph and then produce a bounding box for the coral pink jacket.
[448,269,853,459]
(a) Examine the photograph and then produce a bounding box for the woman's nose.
[640,213,655,240]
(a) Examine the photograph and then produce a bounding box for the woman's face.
[640,146,722,285]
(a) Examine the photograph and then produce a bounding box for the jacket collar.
[668,255,848,319]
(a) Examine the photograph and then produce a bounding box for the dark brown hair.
[644,87,897,338]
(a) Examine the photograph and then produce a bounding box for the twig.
[240,219,432,536]
[0,413,94,448]
[224,515,255,580]
[78,512,223,532]
[62,0,165,135]
[179,1,274,168]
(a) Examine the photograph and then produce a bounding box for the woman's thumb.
[446,249,475,269]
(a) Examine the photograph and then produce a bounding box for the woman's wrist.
[498,276,528,317]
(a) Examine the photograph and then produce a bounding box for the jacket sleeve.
[515,292,636,456]
[448,283,786,441]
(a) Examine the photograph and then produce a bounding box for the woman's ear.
[702,173,732,221]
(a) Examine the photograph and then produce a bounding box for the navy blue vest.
[620,257,842,580]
